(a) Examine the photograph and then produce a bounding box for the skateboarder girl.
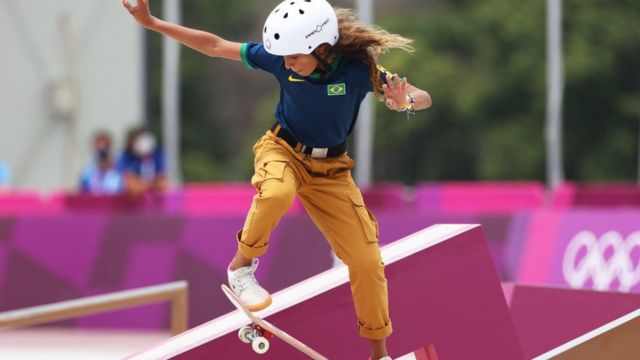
[122,1,431,358]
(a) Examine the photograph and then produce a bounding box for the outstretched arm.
[122,0,241,61]
[382,73,432,112]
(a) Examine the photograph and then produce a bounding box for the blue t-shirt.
[79,165,124,194]
[240,42,389,148]
[116,149,166,182]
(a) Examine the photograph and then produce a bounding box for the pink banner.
[515,210,640,294]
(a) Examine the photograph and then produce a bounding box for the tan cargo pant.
[236,130,392,340]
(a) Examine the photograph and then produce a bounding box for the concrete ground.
[0,328,170,360]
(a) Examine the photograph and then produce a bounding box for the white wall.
[0,0,144,192]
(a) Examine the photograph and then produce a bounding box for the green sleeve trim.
[240,43,256,70]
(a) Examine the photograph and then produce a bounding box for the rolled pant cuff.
[359,320,393,340]
[236,230,268,259]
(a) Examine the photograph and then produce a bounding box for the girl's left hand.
[382,73,409,111]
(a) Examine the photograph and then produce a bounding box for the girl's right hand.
[122,0,156,28]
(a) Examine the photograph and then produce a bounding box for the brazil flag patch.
[327,83,346,96]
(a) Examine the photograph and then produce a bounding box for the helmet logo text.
[305,18,330,39]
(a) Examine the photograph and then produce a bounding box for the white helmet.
[262,0,339,56]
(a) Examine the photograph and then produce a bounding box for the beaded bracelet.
[396,94,416,119]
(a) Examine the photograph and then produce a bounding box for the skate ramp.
[127,224,524,359]
[503,283,640,359]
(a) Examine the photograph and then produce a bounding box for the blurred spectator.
[117,127,168,196]
[79,131,124,194]
[0,161,10,191]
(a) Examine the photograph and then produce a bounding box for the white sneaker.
[227,258,272,312]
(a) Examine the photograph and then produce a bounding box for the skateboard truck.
[238,324,274,354]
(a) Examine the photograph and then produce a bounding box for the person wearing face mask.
[79,131,124,194]
[117,127,168,196]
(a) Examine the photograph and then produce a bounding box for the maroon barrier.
[503,283,640,359]
[415,181,546,214]
[552,182,640,208]
[0,192,49,215]
[7,181,640,217]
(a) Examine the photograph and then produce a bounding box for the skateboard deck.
[221,284,328,359]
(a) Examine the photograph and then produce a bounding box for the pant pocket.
[348,192,379,243]
[251,160,288,189]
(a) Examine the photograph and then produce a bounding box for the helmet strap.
[312,51,331,69]
[311,50,335,81]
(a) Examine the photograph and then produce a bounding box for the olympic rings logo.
[563,230,640,292]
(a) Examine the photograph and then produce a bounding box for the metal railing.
[0,281,188,335]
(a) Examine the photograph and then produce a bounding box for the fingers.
[122,0,144,13]
[386,99,394,108]
[382,84,394,108]
[385,74,407,92]
[393,75,408,100]
[383,73,409,110]
[385,74,394,88]
[385,74,396,98]
[382,83,389,98]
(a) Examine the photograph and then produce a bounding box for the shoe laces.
[231,259,259,292]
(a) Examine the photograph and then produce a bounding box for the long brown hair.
[330,8,414,98]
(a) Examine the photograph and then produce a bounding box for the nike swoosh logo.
[288,75,305,82]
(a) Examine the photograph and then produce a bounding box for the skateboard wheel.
[238,326,253,344]
[252,336,270,354]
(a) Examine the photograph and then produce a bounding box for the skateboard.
[221,284,328,359]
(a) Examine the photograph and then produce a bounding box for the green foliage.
[562,0,640,180]
[372,0,639,183]
[372,0,547,183]
[147,0,640,183]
